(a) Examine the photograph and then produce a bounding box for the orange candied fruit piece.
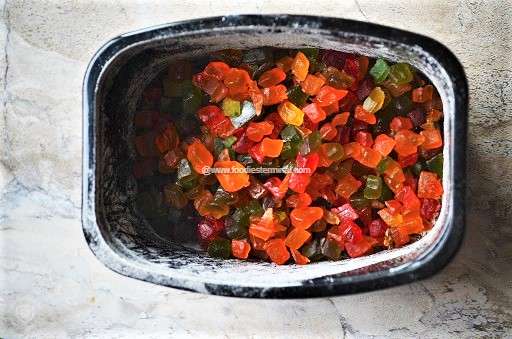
[276,56,294,72]
[223,68,252,101]
[213,160,250,192]
[319,123,338,141]
[302,103,327,124]
[231,239,251,259]
[204,61,230,80]
[264,238,290,265]
[258,67,287,88]
[390,116,413,132]
[373,134,396,156]
[331,112,350,127]
[278,100,305,126]
[290,248,310,265]
[286,192,313,208]
[394,130,425,157]
[314,86,348,107]
[411,84,434,103]
[262,85,288,106]
[246,121,274,142]
[335,173,362,199]
[285,228,312,249]
[290,207,324,229]
[291,51,310,81]
[417,171,443,199]
[377,207,403,227]
[300,74,326,95]
[187,139,213,174]
[354,105,376,124]
[420,128,443,150]
[353,146,382,168]
[343,142,363,160]
[259,138,284,158]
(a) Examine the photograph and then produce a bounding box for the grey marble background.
[1,0,511,338]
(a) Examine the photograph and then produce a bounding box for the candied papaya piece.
[331,112,350,127]
[265,238,290,265]
[223,68,252,100]
[290,207,324,229]
[353,146,382,168]
[286,193,313,208]
[258,67,286,87]
[289,172,312,193]
[259,138,284,158]
[394,130,426,157]
[285,228,312,249]
[276,56,294,72]
[262,84,288,105]
[335,174,362,199]
[412,85,434,103]
[373,134,396,156]
[290,248,310,265]
[302,103,327,124]
[417,171,443,199]
[345,237,374,258]
[314,86,348,107]
[355,131,374,148]
[420,128,443,150]
[354,105,376,124]
[300,74,326,95]
[187,139,213,174]
[213,160,250,192]
[377,207,403,227]
[390,116,413,132]
[278,101,305,126]
[291,51,310,81]
[246,121,274,142]
[231,239,251,259]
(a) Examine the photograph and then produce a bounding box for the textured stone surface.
[1,0,511,338]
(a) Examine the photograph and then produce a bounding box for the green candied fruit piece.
[376,156,393,174]
[350,190,371,210]
[412,161,426,176]
[213,138,225,158]
[363,175,383,200]
[223,136,237,148]
[213,188,235,206]
[280,141,300,160]
[280,125,299,141]
[301,238,324,261]
[380,182,394,201]
[287,85,309,107]
[321,238,342,260]
[245,200,264,217]
[182,85,203,115]
[207,238,232,259]
[426,153,443,178]
[388,63,413,85]
[369,59,390,83]
[225,215,248,240]
[221,97,241,117]
[176,159,198,190]
[299,131,321,155]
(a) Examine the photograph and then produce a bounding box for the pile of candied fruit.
[133,48,444,265]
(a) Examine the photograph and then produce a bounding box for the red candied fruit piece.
[369,219,388,238]
[197,217,225,248]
